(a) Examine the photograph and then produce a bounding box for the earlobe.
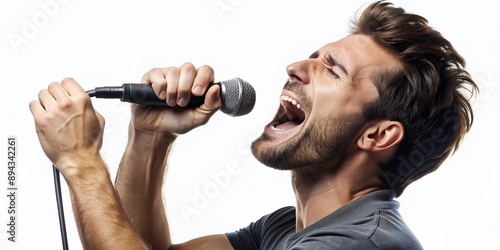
[358,121,404,152]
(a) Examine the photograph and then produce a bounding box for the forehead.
[317,34,402,79]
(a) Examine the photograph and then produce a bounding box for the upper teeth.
[280,95,303,111]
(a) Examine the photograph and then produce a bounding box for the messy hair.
[352,1,478,196]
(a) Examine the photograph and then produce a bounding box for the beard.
[251,109,366,173]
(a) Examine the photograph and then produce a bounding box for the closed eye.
[327,68,340,78]
[310,50,343,78]
[326,54,349,78]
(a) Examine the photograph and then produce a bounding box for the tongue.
[275,120,301,130]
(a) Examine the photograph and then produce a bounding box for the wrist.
[128,122,177,152]
[56,153,108,187]
[116,123,176,195]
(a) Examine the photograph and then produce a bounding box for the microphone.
[87,77,256,117]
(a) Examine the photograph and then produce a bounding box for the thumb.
[202,84,222,112]
[192,85,221,127]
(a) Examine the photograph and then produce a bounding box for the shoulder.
[290,214,423,250]
[252,206,296,236]
[262,206,296,222]
[368,208,423,250]
[236,206,295,231]
[288,190,423,250]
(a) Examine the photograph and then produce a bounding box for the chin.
[251,131,312,171]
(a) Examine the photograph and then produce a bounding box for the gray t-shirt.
[226,190,423,249]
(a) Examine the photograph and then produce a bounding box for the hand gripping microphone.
[86,77,256,116]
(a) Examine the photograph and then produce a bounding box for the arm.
[29,78,147,249]
[114,64,234,249]
[115,126,235,250]
[114,125,174,248]
[67,155,147,249]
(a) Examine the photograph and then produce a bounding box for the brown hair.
[351,1,478,196]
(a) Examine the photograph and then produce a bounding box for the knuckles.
[60,77,76,85]
[150,67,166,75]
[179,62,196,73]
[56,97,72,111]
[197,64,214,75]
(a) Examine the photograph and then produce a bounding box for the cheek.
[312,94,362,119]
[310,79,378,119]
[337,89,378,116]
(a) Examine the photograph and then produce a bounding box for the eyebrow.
[309,50,349,77]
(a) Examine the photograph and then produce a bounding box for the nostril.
[286,65,296,78]
[288,74,302,83]
[286,66,303,83]
[286,60,310,84]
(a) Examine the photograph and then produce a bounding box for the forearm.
[115,123,177,249]
[63,155,147,249]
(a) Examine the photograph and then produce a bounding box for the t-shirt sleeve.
[225,206,296,250]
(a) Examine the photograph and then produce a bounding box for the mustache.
[283,78,303,93]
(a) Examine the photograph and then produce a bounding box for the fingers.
[142,63,215,108]
[60,77,85,96]
[37,88,56,111]
[177,63,197,107]
[34,78,88,111]
[47,81,69,102]
[29,100,45,119]
[193,65,214,96]
[164,68,180,107]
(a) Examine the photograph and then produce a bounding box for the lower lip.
[263,121,304,140]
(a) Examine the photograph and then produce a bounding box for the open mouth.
[270,94,307,131]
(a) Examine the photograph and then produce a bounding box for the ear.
[357,120,404,152]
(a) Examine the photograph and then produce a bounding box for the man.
[30,1,477,249]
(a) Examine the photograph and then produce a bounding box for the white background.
[1,0,499,249]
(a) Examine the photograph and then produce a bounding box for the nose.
[286,59,311,84]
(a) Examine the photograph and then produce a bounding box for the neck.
[291,157,385,231]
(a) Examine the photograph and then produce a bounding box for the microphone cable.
[53,166,68,250]
[52,89,96,250]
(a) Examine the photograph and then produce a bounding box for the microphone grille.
[220,77,256,116]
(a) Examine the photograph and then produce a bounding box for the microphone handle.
[94,83,216,108]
